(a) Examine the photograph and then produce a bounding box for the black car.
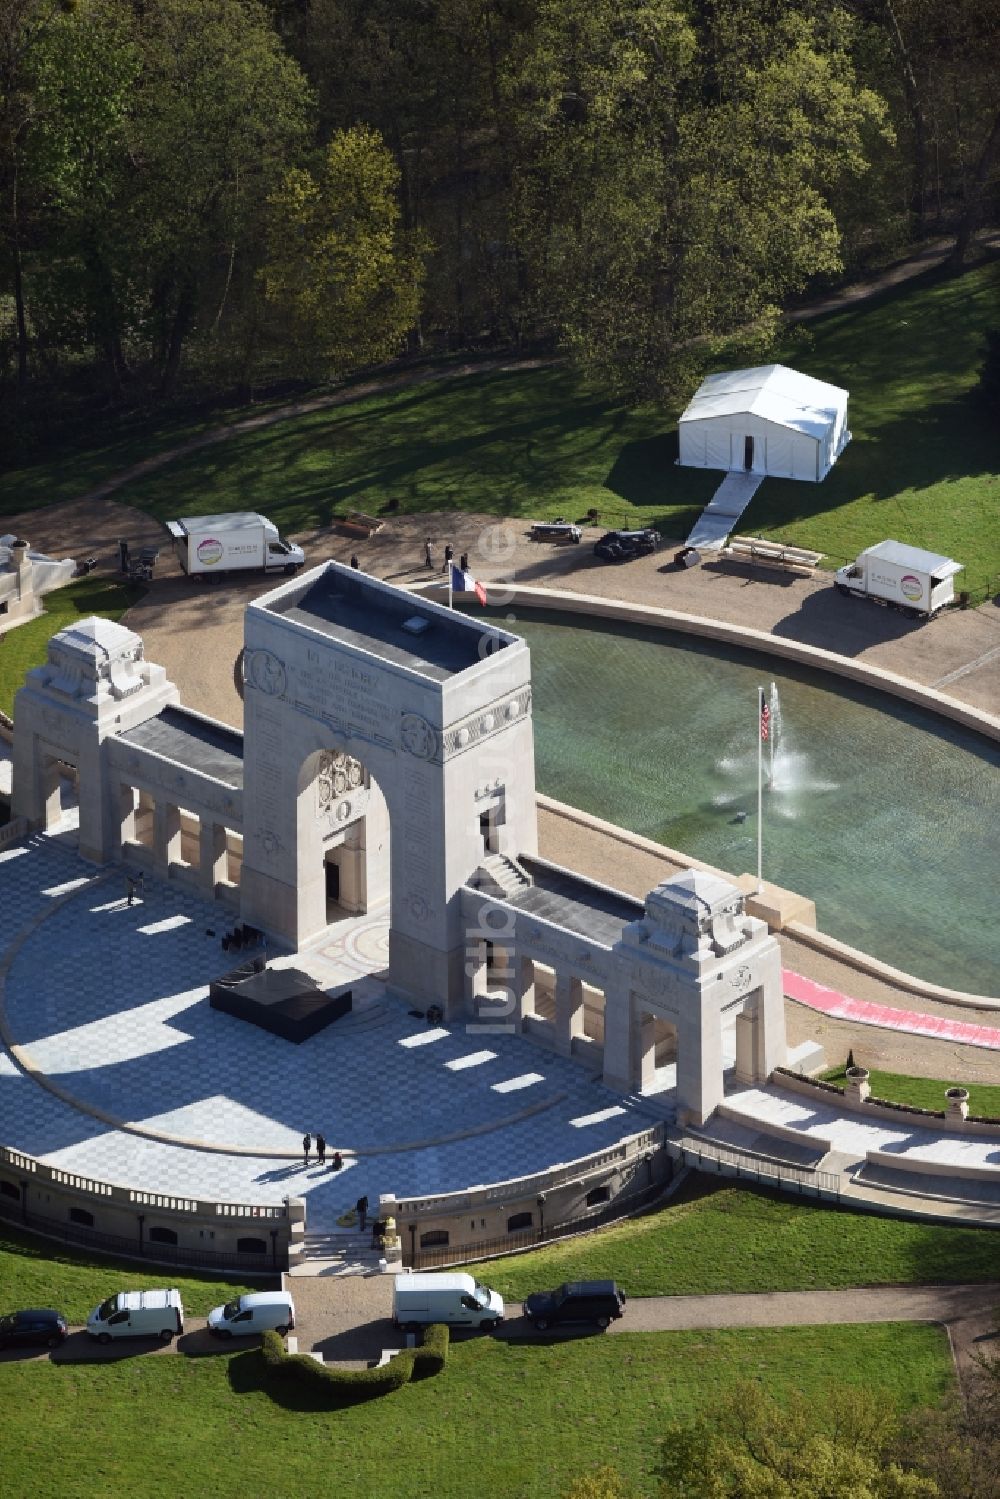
[593,529,659,561]
[0,1308,68,1350]
[523,1280,626,1332]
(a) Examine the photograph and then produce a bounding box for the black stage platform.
[210,961,352,1043]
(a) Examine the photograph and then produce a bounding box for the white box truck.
[87,1288,184,1343]
[835,540,963,618]
[166,512,305,577]
[392,1272,504,1332]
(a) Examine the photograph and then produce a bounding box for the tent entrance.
[743,436,754,471]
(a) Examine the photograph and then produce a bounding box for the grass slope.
[0,575,139,720]
[822,1066,1000,1117]
[2,262,996,589]
[0,1221,265,1323]
[0,1323,952,1499]
[464,1184,1000,1302]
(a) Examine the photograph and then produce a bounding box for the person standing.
[315,1133,326,1166]
[356,1194,369,1231]
[302,1132,311,1165]
[442,543,454,574]
[460,551,470,573]
[350,554,360,570]
[424,538,434,569]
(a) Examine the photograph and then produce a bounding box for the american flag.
[760,695,770,742]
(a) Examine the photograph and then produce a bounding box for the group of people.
[301,1135,369,1230]
[301,1132,342,1172]
[424,538,470,573]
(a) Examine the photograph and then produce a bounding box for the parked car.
[86,1288,184,1344]
[593,529,659,562]
[0,1308,68,1350]
[529,519,583,544]
[207,1290,296,1338]
[523,1280,626,1332]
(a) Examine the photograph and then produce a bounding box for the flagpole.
[756,686,764,894]
[447,565,453,610]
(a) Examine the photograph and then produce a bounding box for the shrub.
[259,1325,449,1406]
[413,1321,449,1377]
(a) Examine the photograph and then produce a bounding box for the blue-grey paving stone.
[0,836,660,1233]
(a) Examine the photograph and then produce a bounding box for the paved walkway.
[716,1082,1000,1182]
[10,1280,993,1387]
[0,830,666,1232]
[783,971,1000,1051]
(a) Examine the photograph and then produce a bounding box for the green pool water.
[498,608,1000,997]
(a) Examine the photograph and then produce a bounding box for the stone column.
[153,800,182,870]
[555,972,586,1056]
[42,756,62,830]
[464,939,488,1013]
[734,1007,756,1083]
[200,821,229,893]
[602,984,632,1093]
[119,784,137,849]
[635,1010,658,1091]
[474,942,521,1032]
[514,955,536,1028]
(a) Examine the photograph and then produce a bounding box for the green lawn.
[1,262,996,594]
[0,1221,266,1324]
[465,1184,1000,1302]
[2,261,995,591]
[822,1066,1000,1117]
[0,1322,952,1499]
[0,575,140,720]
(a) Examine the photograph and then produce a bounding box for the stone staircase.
[473,853,533,900]
[289,1228,391,1278]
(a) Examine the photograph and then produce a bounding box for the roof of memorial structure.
[256,563,520,681]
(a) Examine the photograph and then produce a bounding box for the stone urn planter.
[945,1086,970,1122]
[845,1065,871,1104]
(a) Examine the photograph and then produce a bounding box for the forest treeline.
[1,0,997,440]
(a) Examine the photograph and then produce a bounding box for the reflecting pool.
[498,608,1000,996]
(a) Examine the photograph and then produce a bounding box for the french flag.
[451,564,487,606]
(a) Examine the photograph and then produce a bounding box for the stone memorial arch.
[238,564,538,1012]
[603,869,786,1124]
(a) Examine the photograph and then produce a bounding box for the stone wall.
[0,1145,302,1272]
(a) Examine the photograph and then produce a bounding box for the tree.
[561,1467,640,1499]
[0,0,79,392]
[902,1347,1000,1499]
[504,0,891,399]
[127,0,312,393]
[260,125,428,377]
[657,1380,940,1498]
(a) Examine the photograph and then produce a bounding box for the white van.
[207,1290,296,1338]
[87,1289,184,1344]
[393,1272,504,1332]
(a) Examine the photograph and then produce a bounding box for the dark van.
[523,1280,626,1332]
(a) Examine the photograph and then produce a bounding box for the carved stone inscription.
[292,648,394,746]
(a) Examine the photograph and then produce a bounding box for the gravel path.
[8,1280,992,1388]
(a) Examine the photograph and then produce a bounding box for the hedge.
[259,1324,449,1406]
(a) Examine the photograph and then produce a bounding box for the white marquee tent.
[678,364,850,483]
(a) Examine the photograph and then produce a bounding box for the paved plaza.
[0,828,671,1234]
[716,1083,1000,1179]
